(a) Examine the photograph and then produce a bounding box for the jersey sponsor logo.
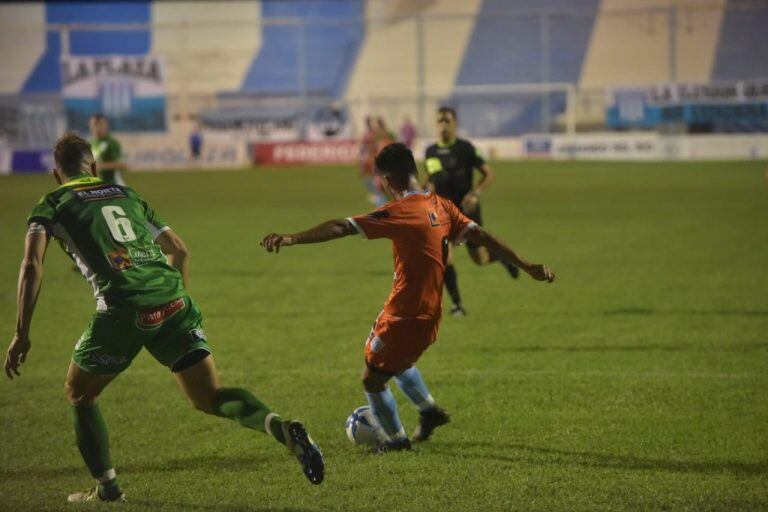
[136,297,185,330]
[107,245,164,272]
[428,210,440,227]
[86,351,128,366]
[108,248,133,271]
[368,336,384,354]
[71,184,126,203]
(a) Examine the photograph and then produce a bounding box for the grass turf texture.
[0,161,767,511]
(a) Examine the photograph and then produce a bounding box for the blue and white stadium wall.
[1,0,767,132]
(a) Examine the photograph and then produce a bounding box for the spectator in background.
[189,123,203,164]
[89,114,127,185]
[399,116,416,149]
[359,117,386,206]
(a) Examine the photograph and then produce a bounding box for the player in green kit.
[89,113,127,185]
[4,134,324,503]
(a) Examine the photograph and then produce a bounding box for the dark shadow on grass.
[1,465,82,481]
[128,499,315,512]
[129,500,316,512]
[121,454,264,474]
[492,341,768,353]
[430,441,768,476]
[497,344,688,353]
[197,269,266,278]
[2,455,264,482]
[604,307,768,317]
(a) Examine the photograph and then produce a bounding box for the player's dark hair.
[437,106,456,121]
[54,133,93,177]
[90,112,106,121]
[374,142,417,190]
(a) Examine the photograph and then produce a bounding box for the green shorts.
[72,295,211,375]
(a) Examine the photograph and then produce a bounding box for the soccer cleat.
[282,421,325,485]
[450,304,467,317]
[503,262,520,279]
[412,407,451,442]
[371,437,412,454]
[67,486,125,503]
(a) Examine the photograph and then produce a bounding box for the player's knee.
[361,373,387,393]
[64,380,100,406]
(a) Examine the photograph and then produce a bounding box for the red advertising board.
[253,140,359,165]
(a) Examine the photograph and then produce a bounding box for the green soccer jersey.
[90,134,121,163]
[90,134,123,185]
[27,173,185,310]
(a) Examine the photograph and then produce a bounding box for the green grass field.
[1,161,767,511]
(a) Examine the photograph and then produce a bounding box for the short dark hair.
[54,133,93,177]
[374,142,417,189]
[437,106,456,121]
[90,112,106,121]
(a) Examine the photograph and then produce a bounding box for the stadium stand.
[581,0,725,87]
[712,0,768,80]
[23,2,151,93]
[153,2,262,97]
[452,0,599,136]
[240,0,365,98]
[343,0,480,131]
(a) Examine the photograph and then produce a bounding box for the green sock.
[211,387,286,445]
[72,404,122,498]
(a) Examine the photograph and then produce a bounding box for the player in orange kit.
[261,143,555,452]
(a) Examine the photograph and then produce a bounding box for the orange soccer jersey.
[348,191,476,372]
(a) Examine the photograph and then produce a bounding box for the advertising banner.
[521,134,661,160]
[61,55,167,132]
[10,149,54,173]
[607,79,768,129]
[253,140,359,165]
[199,110,301,142]
[306,104,353,141]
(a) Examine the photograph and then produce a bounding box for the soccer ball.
[345,406,387,446]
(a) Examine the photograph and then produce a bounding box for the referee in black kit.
[424,106,519,317]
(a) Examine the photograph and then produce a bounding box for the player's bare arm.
[5,227,50,379]
[462,163,494,213]
[464,226,555,282]
[156,229,190,287]
[261,219,356,253]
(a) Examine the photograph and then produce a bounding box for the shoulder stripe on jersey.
[346,218,367,239]
[52,223,107,311]
[455,222,478,245]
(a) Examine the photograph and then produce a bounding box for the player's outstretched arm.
[156,229,190,287]
[6,227,50,379]
[464,226,555,283]
[261,219,356,253]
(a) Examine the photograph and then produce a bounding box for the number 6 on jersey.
[102,205,137,242]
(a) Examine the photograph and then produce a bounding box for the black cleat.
[371,437,412,454]
[450,304,467,317]
[503,262,520,279]
[412,407,450,442]
[282,421,325,485]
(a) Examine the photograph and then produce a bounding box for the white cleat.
[67,486,125,503]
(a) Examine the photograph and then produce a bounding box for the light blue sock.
[395,366,436,411]
[365,388,406,441]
